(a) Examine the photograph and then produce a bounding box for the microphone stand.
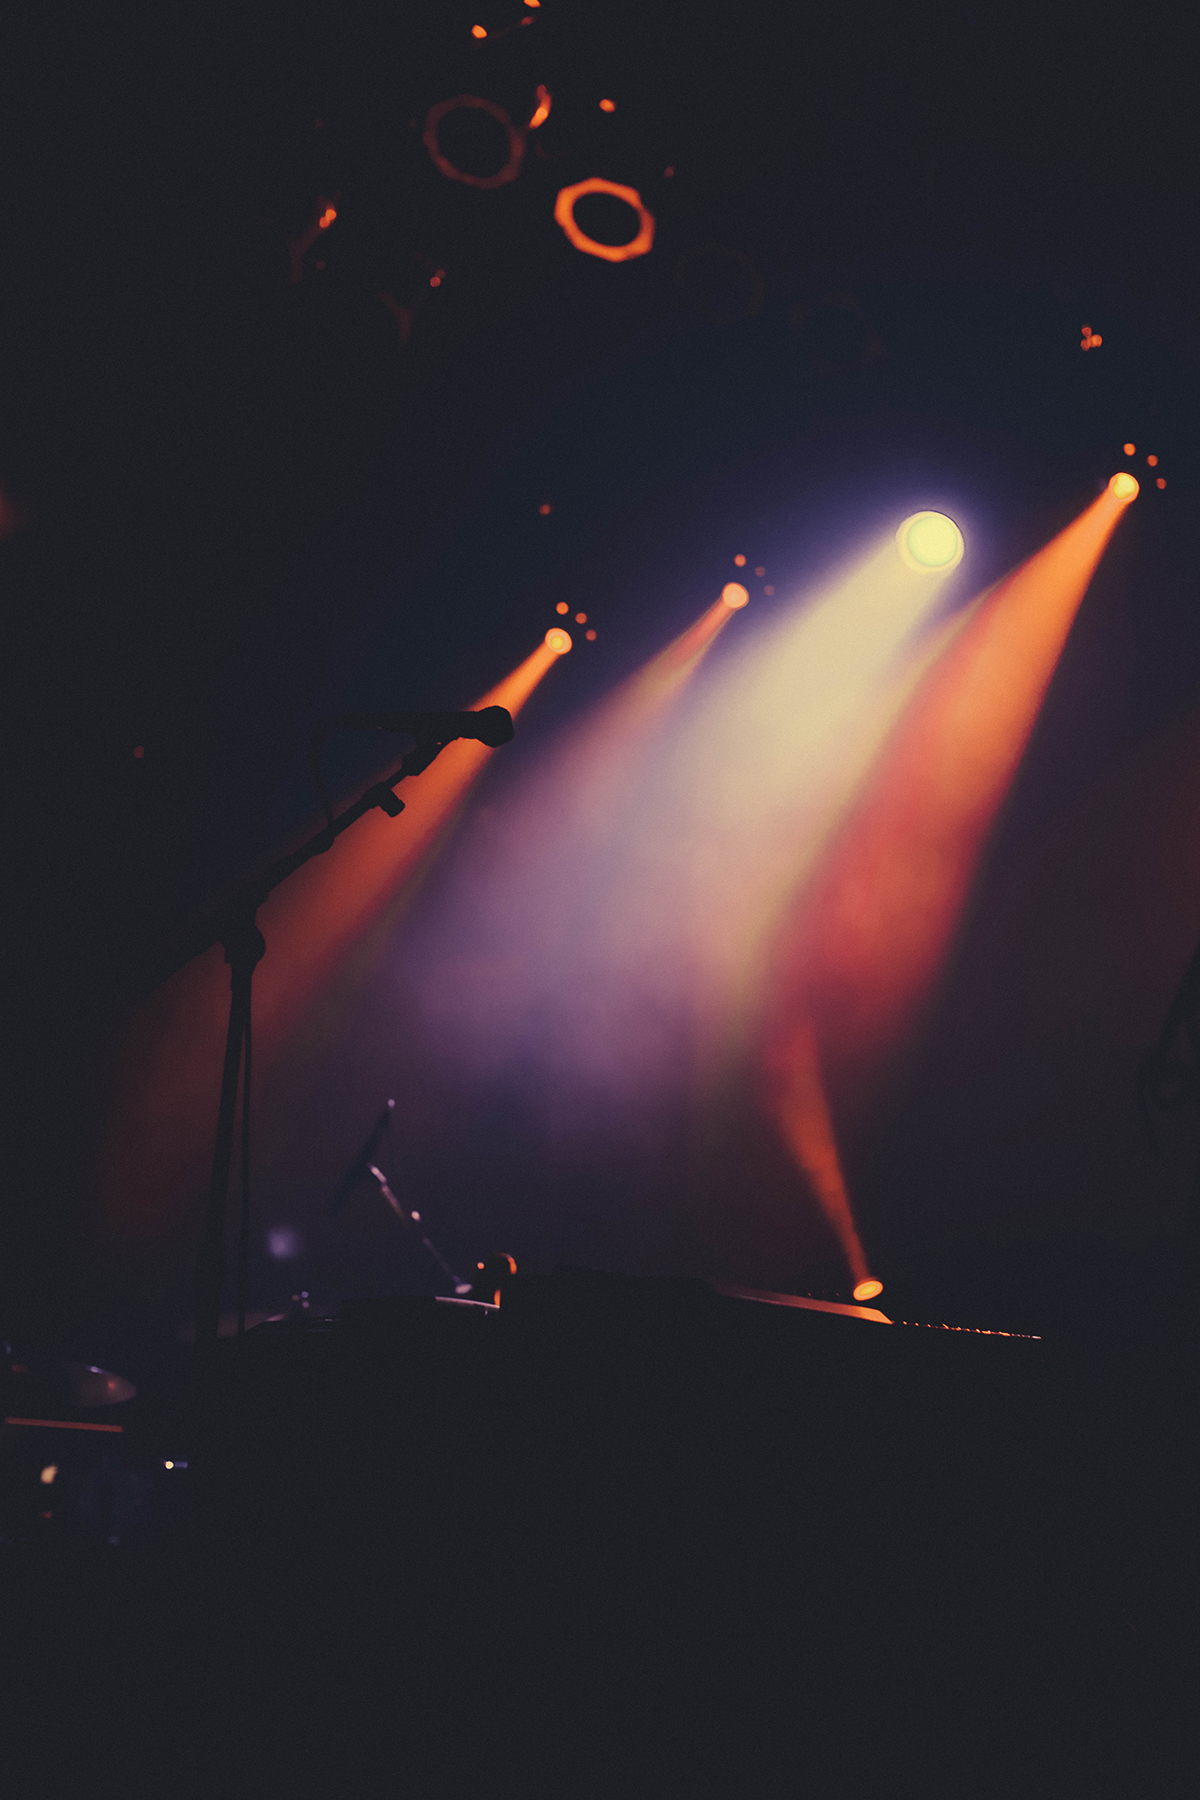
[163,736,461,1374]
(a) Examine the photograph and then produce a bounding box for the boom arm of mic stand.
[187,740,463,1367]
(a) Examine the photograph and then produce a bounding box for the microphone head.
[472,706,514,747]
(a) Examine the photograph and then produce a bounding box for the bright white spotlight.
[896,511,964,573]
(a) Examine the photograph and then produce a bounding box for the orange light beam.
[765,480,1137,1087]
[765,1019,872,1284]
[97,642,562,1239]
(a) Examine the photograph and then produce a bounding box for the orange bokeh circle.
[423,95,525,190]
[553,178,655,264]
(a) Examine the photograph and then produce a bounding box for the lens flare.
[545,627,573,654]
[896,511,964,572]
[1109,472,1139,501]
[721,583,750,608]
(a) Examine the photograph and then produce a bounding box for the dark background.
[4,2,1200,1372]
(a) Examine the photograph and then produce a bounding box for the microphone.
[325,707,514,748]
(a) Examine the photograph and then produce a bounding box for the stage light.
[471,24,487,37]
[734,555,746,567]
[576,612,588,623]
[40,1465,57,1485]
[545,627,573,654]
[853,1279,884,1302]
[896,511,964,573]
[529,85,552,129]
[1123,443,1136,455]
[722,583,750,608]
[1157,478,1167,489]
[556,602,569,613]
[554,178,655,264]
[1146,455,1158,467]
[1109,472,1139,501]
[599,98,616,112]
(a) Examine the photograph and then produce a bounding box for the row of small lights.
[1123,442,1166,489]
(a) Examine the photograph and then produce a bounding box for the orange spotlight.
[721,583,750,609]
[575,612,588,624]
[471,24,487,38]
[764,483,1137,1093]
[599,98,616,112]
[539,503,553,515]
[1109,472,1139,501]
[556,601,569,614]
[97,640,563,1239]
[1123,442,1136,455]
[586,629,597,640]
[529,85,552,129]
[318,207,337,229]
[1157,478,1167,489]
[545,627,573,654]
[765,1021,873,1287]
[734,555,746,567]
[1147,455,1158,466]
[553,179,655,264]
[853,1278,884,1303]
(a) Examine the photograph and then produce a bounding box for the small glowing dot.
[1146,454,1158,466]
[754,566,765,577]
[764,585,774,595]
[599,98,616,113]
[1123,443,1136,455]
[1109,472,1139,501]
[477,1262,485,1270]
[896,511,964,571]
[429,274,442,287]
[1157,477,1166,489]
[39,1465,57,1485]
[545,627,573,654]
[318,207,337,229]
[575,612,587,624]
[733,554,746,567]
[539,502,552,515]
[471,24,487,37]
[410,1210,420,1221]
[556,601,569,614]
[133,745,144,758]
[585,629,596,640]
[1082,324,1091,334]
[164,1460,174,1470]
[663,166,674,178]
[1090,334,1102,346]
[721,583,750,608]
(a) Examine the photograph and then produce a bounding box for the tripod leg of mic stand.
[195,917,265,1367]
[421,1236,473,1296]
[236,1008,253,1338]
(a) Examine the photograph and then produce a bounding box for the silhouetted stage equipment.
[172,1263,1185,1787]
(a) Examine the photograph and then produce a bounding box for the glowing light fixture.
[553,178,655,263]
[1109,472,1139,501]
[40,1464,58,1485]
[318,207,337,229]
[853,1279,884,1303]
[599,98,616,112]
[896,511,964,573]
[721,583,750,609]
[471,24,487,38]
[556,601,569,614]
[1123,442,1136,455]
[545,627,573,654]
[424,96,525,190]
